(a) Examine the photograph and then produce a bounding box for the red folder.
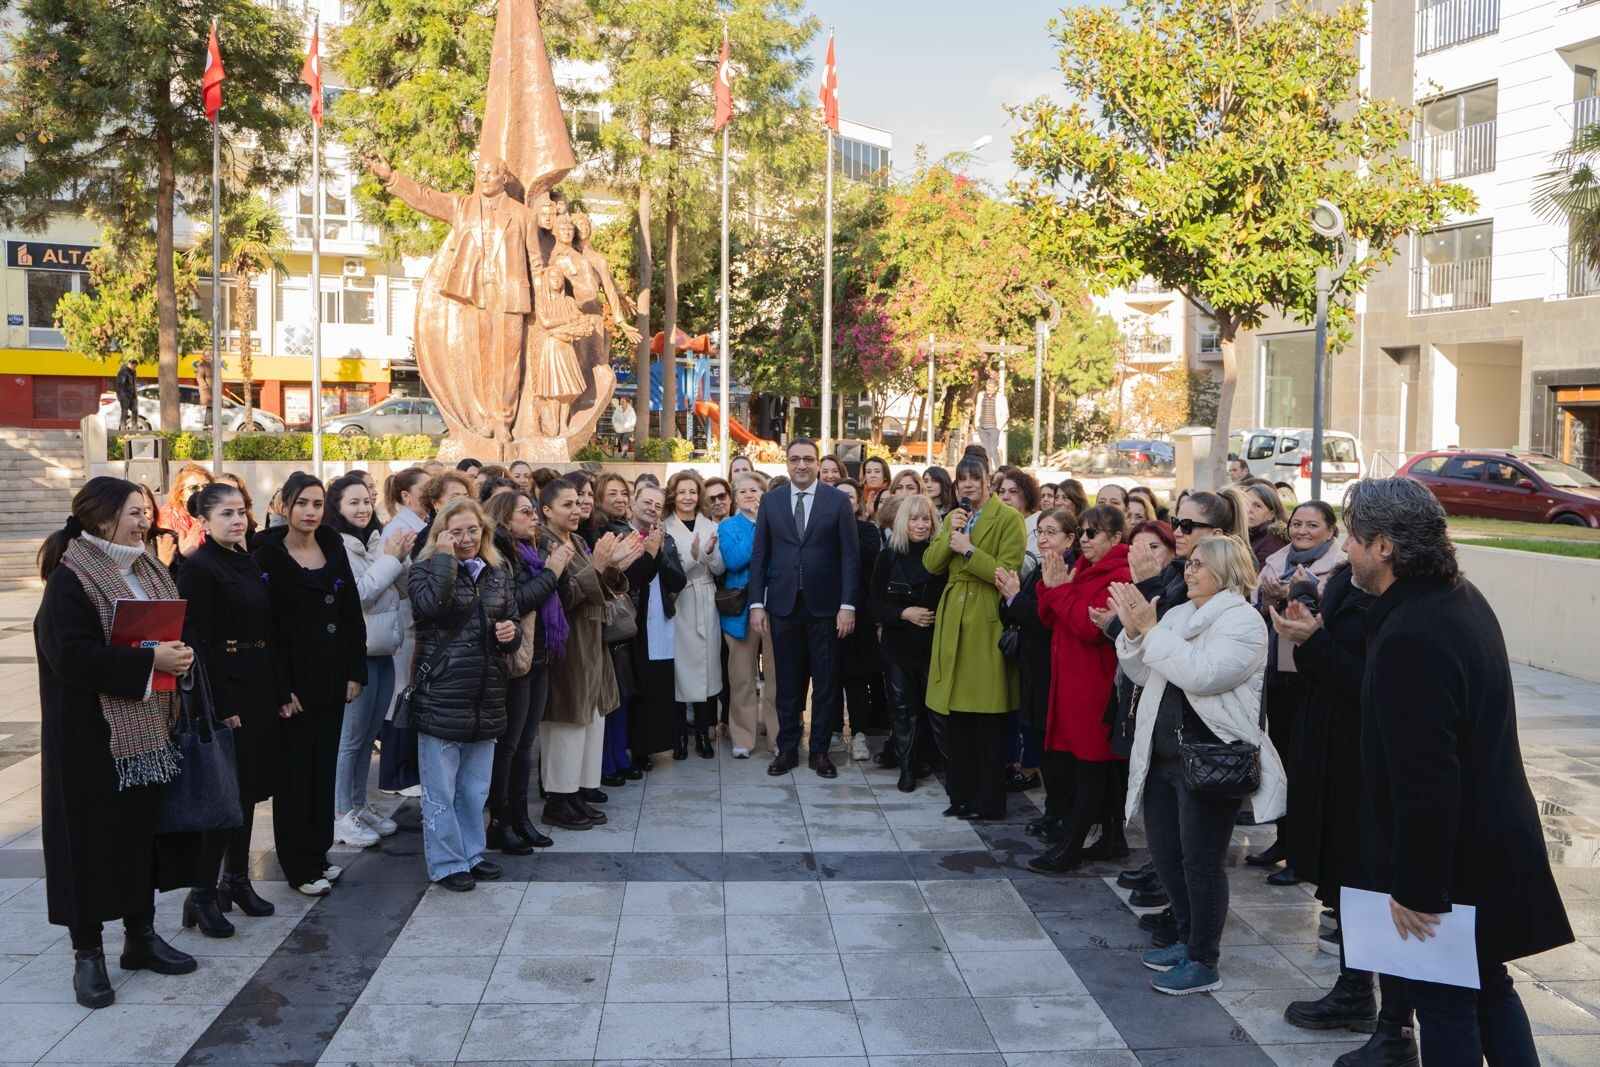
[109,599,187,693]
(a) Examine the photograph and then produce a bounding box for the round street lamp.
[1309,199,1356,501]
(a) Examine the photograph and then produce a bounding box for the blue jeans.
[418,734,494,881]
[334,656,395,815]
[1401,960,1537,1066]
[1143,756,1242,968]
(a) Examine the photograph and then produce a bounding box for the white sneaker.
[399,784,422,797]
[733,747,751,759]
[333,812,380,848]
[357,804,398,837]
[322,864,344,883]
[296,878,332,896]
[850,734,871,762]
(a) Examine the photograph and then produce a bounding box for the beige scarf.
[60,535,181,789]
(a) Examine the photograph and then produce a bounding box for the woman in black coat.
[253,473,367,896]
[838,481,887,750]
[35,477,202,1009]
[176,483,288,937]
[869,493,947,792]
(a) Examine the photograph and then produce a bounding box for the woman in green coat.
[924,453,1026,820]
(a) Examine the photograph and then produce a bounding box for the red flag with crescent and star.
[302,22,323,127]
[201,23,225,122]
[820,32,838,132]
[713,28,733,132]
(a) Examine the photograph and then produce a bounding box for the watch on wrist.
[962,547,974,560]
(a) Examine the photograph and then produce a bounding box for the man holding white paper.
[1343,479,1572,1067]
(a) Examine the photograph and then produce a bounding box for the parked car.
[1399,450,1600,527]
[324,396,447,437]
[1228,426,1364,502]
[98,384,286,433]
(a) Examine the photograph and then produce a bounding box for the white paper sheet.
[1340,886,1479,990]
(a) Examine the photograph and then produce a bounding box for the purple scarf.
[516,539,569,659]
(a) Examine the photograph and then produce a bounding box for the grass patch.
[1457,537,1600,559]
[1445,515,1600,542]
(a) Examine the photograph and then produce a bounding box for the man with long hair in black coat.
[1343,478,1572,1066]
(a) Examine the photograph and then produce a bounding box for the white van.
[1228,427,1364,503]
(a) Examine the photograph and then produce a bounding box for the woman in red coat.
[1029,504,1130,873]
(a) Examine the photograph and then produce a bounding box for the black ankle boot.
[1285,971,1377,1032]
[217,873,275,917]
[512,808,554,848]
[573,795,608,824]
[696,730,715,758]
[120,922,198,974]
[897,765,916,792]
[1026,843,1084,874]
[487,814,535,855]
[182,889,236,939]
[673,722,689,761]
[73,949,114,1008]
[1333,1021,1420,1067]
[543,795,594,830]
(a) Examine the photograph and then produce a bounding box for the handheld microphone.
[958,497,973,512]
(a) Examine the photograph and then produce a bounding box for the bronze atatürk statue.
[364,0,621,461]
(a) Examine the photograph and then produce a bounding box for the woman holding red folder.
[35,476,203,1009]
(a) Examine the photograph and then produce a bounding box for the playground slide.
[694,401,770,446]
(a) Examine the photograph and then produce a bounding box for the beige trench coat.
[664,514,725,702]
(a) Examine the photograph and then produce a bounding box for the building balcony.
[1414,119,1496,180]
[1411,257,1492,313]
[1125,335,1176,364]
[1575,95,1600,145]
[1416,0,1499,55]
[1552,245,1600,299]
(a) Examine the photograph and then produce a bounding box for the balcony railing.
[1416,0,1499,55]
[1127,279,1170,296]
[1552,245,1600,298]
[1411,257,1492,313]
[1414,119,1496,180]
[1575,96,1600,145]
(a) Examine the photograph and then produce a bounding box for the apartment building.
[1091,281,1222,435]
[1233,0,1600,476]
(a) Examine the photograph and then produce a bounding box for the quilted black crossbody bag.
[1177,694,1264,799]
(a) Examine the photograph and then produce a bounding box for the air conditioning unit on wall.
[342,258,365,277]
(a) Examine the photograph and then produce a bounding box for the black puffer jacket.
[407,552,520,742]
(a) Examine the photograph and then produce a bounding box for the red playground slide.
[694,401,772,447]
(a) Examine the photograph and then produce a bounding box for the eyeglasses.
[1183,557,1208,572]
[1174,518,1217,535]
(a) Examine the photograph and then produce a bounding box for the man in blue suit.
[748,438,861,778]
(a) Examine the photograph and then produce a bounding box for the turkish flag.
[819,33,838,133]
[201,23,225,123]
[302,24,323,126]
[713,32,733,133]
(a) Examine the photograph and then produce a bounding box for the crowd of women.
[30,445,1561,1066]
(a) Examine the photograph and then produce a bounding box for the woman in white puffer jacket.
[1108,534,1282,998]
[326,473,415,848]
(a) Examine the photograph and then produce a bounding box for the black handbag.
[158,659,244,834]
[997,626,1022,658]
[378,716,421,792]
[1177,695,1264,800]
[714,579,748,617]
[602,588,639,643]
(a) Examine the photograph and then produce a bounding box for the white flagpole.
[821,127,834,457]
[210,17,224,475]
[719,120,731,471]
[310,15,323,480]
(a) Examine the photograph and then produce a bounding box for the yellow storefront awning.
[0,348,391,385]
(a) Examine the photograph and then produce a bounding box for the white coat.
[341,529,408,657]
[664,513,725,702]
[1116,589,1286,824]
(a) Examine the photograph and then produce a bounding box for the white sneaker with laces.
[357,804,398,837]
[322,864,344,883]
[732,747,751,759]
[850,734,870,762]
[333,812,379,848]
[296,878,332,896]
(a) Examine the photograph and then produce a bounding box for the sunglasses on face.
[1174,518,1217,536]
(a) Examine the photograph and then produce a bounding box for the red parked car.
[1398,450,1600,527]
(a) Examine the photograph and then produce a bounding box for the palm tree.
[1533,123,1600,288]
[217,194,288,428]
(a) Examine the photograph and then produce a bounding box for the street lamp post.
[1309,199,1357,501]
[1030,284,1061,468]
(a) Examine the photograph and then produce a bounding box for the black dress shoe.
[623,766,645,780]
[1285,972,1377,1032]
[1129,887,1169,908]
[1082,835,1131,861]
[673,729,689,760]
[1333,1021,1420,1066]
[1025,816,1059,838]
[1145,908,1180,948]
[119,923,197,975]
[1117,862,1155,888]
[579,787,609,804]
[1246,841,1285,867]
[439,871,476,892]
[1006,768,1041,792]
[73,949,114,1009]
[875,748,899,769]
[809,753,838,779]
[182,888,236,938]
[543,797,594,830]
[601,774,627,788]
[1027,844,1083,874]
[897,767,916,793]
[217,873,275,917]
[696,731,715,758]
[1267,865,1303,886]
[487,816,535,856]
[1138,906,1175,932]
[573,796,609,824]
[470,860,503,881]
[768,750,798,776]
[942,802,973,818]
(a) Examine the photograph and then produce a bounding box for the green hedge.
[108,432,437,462]
[636,436,694,462]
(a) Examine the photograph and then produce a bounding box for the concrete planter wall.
[1457,543,1600,682]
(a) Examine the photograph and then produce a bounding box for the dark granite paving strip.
[1137,1045,1276,1066]
[178,815,429,1066]
[0,850,45,877]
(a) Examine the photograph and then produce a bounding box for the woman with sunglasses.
[1109,535,1282,996]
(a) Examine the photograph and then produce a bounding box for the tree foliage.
[55,224,208,369]
[1533,122,1600,273]
[1012,0,1474,484]
[209,193,289,425]
[0,0,309,426]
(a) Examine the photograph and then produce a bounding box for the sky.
[798,0,1080,193]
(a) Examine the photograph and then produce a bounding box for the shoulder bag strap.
[413,589,480,689]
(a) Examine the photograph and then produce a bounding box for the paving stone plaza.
[0,589,1597,1065]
